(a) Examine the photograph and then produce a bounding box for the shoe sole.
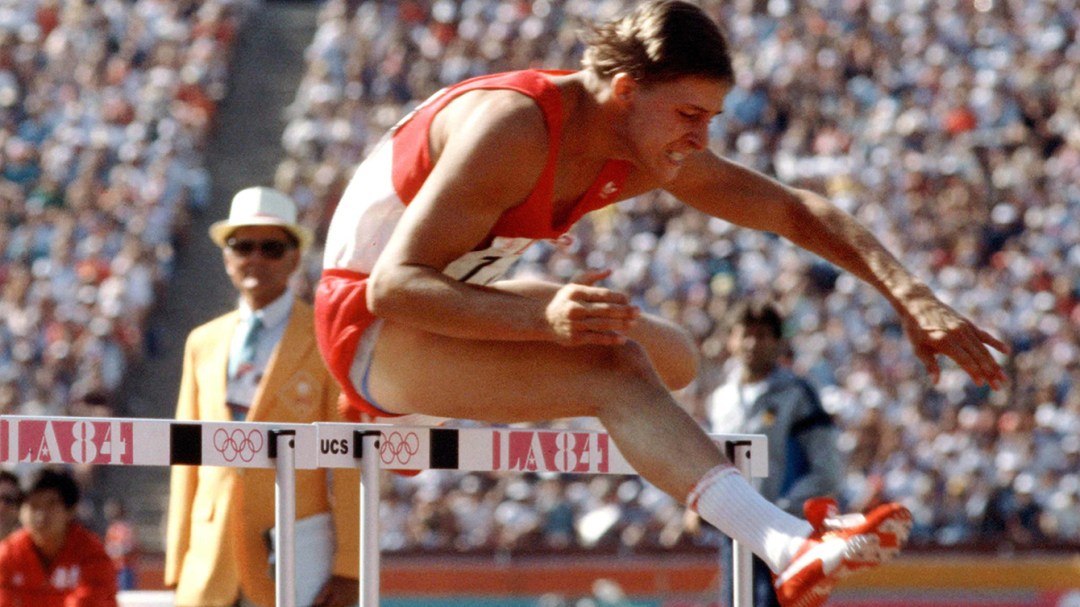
[776,504,913,607]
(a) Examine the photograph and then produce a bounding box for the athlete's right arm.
[366,91,637,345]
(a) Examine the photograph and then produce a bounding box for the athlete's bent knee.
[631,315,699,391]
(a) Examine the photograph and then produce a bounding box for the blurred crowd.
[275,0,1080,555]
[0,0,257,504]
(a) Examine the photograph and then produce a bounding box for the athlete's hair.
[581,0,734,85]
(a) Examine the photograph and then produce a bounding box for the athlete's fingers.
[915,326,1007,389]
[976,327,1010,355]
[970,348,1007,390]
[944,341,985,386]
[567,301,639,320]
[972,328,1009,389]
[570,285,631,305]
[932,321,1007,386]
[914,346,941,386]
[570,268,613,286]
[572,316,637,334]
[547,281,638,345]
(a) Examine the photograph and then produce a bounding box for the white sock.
[688,465,813,573]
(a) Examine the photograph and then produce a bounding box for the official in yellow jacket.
[166,187,360,607]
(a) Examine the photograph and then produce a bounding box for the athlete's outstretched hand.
[899,285,1009,389]
[546,269,639,346]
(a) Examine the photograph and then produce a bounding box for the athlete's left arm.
[664,151,1009,389]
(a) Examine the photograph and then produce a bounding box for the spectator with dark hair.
[0,467,117,607]
[707,300,843,607]
[0,471,22,542]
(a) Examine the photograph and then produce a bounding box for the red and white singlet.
[316,70,631,416]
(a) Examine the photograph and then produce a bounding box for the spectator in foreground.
[0,467,117,607]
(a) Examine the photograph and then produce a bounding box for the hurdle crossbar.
[0,416,768,607]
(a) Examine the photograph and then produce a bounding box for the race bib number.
[443,237,535,284]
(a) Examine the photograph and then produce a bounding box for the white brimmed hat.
[208,187,313,252]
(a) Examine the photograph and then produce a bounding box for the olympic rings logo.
[380,431,419,465]
[213,428,265,463]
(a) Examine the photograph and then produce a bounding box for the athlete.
[314,2,1008,605]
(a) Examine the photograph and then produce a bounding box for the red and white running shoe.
[773,498,912,607]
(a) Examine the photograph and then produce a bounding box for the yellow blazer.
[165,300,360,607]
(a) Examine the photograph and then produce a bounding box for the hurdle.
[314,422,768,607]
[0,415,767,607]
[0,415,318,607]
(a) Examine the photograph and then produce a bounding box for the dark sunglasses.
[225,238,296,260]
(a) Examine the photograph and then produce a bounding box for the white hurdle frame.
[0,416,767,607]
[0,416,318,607]
[729,440,755,607]
[315,423,768,607]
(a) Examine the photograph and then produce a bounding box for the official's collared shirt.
[708,365,767,435]
[225,289,293,418]
[706,363,842,512]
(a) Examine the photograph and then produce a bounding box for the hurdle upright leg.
[271,429,299,607]
[729,440,754,607]
[358,431,382,607]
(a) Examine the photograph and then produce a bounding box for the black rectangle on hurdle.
[429,428,459,470]
[171,423,203,465]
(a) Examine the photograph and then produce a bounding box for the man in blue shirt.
[708,300,843,607]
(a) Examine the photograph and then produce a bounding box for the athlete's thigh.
[493,278,698,389]
[365,320,663,423]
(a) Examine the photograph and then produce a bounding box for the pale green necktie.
[229,316,263,379]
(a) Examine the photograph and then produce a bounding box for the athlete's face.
[617,74,729,182]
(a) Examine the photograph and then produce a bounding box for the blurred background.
[0,0,1076,605]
